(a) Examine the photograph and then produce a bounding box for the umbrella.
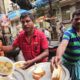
[8,9,30,20]
[33,0,46,8]
[33,0,54,8]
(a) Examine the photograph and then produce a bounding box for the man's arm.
[56,39,69,58]
[2,45,15,53]
[22,49,49,69]
[51,39,69,67]
[0,39,18,53]
[31,49,49,63]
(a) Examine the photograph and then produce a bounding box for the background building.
[0,0,19,14]
[0,0,6,13]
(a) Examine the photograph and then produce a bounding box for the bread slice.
[32,67,45,80]
[14,61,26,68]
[51,65,62,80]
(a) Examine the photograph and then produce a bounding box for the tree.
[11,0,33,10]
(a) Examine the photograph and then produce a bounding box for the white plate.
[0,57,14,76]
[12,69,26,80]
[14,61,26,69]
[0,76,16,80]
[24,62,70,80]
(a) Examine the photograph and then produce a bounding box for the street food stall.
[0,57,70,80]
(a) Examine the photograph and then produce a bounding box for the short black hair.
[72,9,80,18]
[20,12,34,21]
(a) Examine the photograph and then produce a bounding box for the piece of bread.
[32,67,45,80]
[51,65,62,80]
[15,61,26,68]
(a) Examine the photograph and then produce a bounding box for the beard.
[73,23,80,30]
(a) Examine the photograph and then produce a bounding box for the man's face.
[20,16,34,33]
[72,15,80,29]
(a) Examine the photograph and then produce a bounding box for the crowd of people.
[0,9,80,80]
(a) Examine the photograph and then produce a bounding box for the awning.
[8,9,30,20]
[33,0,54,8]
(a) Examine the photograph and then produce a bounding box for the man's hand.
[22,60,33,69]
[0,40,2,50]
[0,50,4,56]
[0,40,4,56]
[51,56,61,69]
